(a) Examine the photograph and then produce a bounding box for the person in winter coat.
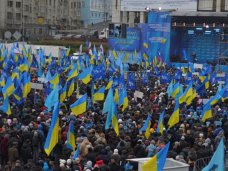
[20,139,32,164]
[8,142,19,168]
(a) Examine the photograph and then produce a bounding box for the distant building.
[81,0,112,28]
[0,0,82,40]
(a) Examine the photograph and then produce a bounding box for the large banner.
[121,0,197,11]
[108,28,141,51]
[147,12,171,63]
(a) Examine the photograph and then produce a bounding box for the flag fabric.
[112,50,118,59]
[114,88,119,103]
[202,139,224,171]
[22,72,31,98]
[128,73,136,90]
[49,73,59,89]
[60,83,67,103]
[2,77,15,98]
[202,104,212,122]
[168,100,179,129]
[0,96,11,115]
[67,65,78,81]
[103,88,113,114]
[140,114,151,139]
[179,82,193,104]
[171,82,180,98]
[166,80,174,97]
[185,90,197,106]
[67,79,75,97]
[142,142,170,171]
[121,87,128,111]
[44,102,60,156]
[44,86,59,111]
[78,68,91,84]
[105,77,113,90]
[73,144,80,160]
[93,86,105,101]
[66,122,76,150]
[143,42,148,49]
[157,111,165,134]
[70,94,87,116]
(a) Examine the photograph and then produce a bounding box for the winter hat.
[86,161,92,168]
[66,159,71,165]
[113,149,118,155]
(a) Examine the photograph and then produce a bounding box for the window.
[221,0,228,11]
[39,28,42,34]
[16,2,21,8]
[8,1,13,7]
[197,0,216,11]
[16,13,21,20]
[25,5,29,11]
[7,12,13,19]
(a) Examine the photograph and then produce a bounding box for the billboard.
[121,0,197,11]
[147,12,171,62]
[108,28,141,51]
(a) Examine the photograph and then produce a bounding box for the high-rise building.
[0,0,82,40]
[81,0,112,28]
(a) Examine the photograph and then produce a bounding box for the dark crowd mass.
[0,46,227,171]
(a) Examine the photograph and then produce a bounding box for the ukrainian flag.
[2,78,15,98]
[49,73,59,89]
[179,82,193,104]
[157,111,165,135]
[203,76,209,89]
[168,100,179,129]
[112,50,118,59]
[139,114,151,139]
[111,102,119,136]
[105,77,113,90]
[44,102,60,156]
[22,72,31,98]
[93,86,105,101]
[185,90,197,106]
[66,122,76,150]
[143,42,148,49]
[124,53,129,62]
[70,94,87,116]
[103,88,113,115]
[67,65,78,81]
[67,79,75,97]
[11,69,20,80]
[18,63,29,72]
[114,89,119,103]
[171,82,180,98]
[122,89,128,112]
[0,95,11,115]
[202,104,212,122]
[60,83,67,103]
[78,68,91,84]
[142,142,170,171]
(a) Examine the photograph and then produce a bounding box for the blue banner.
[147,12,171,63]
[108,28,141,51]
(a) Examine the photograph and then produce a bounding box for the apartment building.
[0,0,82,39]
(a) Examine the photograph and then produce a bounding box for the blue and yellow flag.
[121,87,128,112]
[49,73,59,89]
[60,83,67,103]
[67,79,75,97]
[70,94,87,116]
[202,104,212,122]
[157,111,165,135]
[2,77,15,98]
[105,77,113,90]
[0,95,11,115]
[103,88,113,114]
[171,82,180,98]
[202,139,224,171]
[78,68,91,84]
[166,80,174,97]
[67,64,78,81]
[66,122,76,150]
[142,142,170,171]
[179,82,193,104]
[93,86,105,101]
[139,114,152,139]
[73,144,80,160]
[168,100,179,129]
[44,86,59,111]
[44,102,60,156]
[22,72,31,98]
[18,63,29,73]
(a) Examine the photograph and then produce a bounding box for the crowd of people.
[0,46,227,171]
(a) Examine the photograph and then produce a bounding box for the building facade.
[0,0,82,40]
[112,0,228,25]
[81,0,112,28]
